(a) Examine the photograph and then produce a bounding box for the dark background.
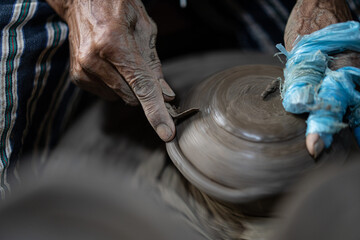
[143,0,296,60]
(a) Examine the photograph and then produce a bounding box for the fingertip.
[156,122,175,142]
[306,133,324,159]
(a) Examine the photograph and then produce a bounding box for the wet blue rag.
[276,21,360,147]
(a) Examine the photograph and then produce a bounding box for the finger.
[79,52,139,105]
[306,111,337,158]
[144,46,176,101]
[305,68,351,157]
[131,7,176,101]
[145,45,176,101]
[103,45,176,142]
[78,48,175,141]
[68,30,120,101]
[129,73,175,141]
[306,133,325,159]
[70,59,119,101]
[98,20,175,141]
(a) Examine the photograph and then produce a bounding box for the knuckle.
[94,27,117,46]
[76,52,91,68]
[149,52,157,61]
[97,28,114,44]
[74,43,95,68]
[69,62,94,88]
[130,77,157,100]
[73,41,95,68]
[95,30,128,60]
[70,75,81,86]
[147,58,161,71]
[69,64,84,85]
[70,73,85,86]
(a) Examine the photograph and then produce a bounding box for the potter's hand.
[284,0,359,157]
[46,0,175,142]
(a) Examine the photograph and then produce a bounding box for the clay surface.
[167,64,353,203]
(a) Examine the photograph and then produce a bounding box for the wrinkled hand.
[46,0,176,141]
[285,0,359,157]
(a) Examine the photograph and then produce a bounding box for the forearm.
[285,0,352,51]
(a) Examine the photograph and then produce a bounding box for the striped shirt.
[0,0,79,197]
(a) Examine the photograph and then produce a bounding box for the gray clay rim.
[166,139,283,203]
[166,131,352,203]
[166,64,353,203]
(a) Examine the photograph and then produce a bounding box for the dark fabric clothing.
[0,0,79,196]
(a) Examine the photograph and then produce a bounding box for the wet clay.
[166,65,353,203]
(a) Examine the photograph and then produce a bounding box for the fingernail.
[159,79,176,98]
[156,123,173,141]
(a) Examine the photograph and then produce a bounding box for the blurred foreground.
[0,52,359,240]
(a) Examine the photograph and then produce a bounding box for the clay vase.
[166,65,352,206]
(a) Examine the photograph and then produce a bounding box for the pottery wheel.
[166,65,351,203]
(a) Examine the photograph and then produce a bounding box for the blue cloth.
[276,21,360,113]
[277,21,360,147]
[307,67,360,147]
[355,127,360,146]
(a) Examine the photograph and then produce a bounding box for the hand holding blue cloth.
[276,21,360,149]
